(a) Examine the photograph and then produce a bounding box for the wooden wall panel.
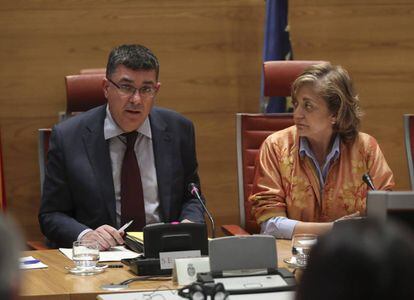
[290,0,414,190]
[0,0,264,241]
[6,0,410,242]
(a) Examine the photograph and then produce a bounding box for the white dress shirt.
[77,107,161,240]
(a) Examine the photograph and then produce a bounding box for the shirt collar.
[104,105,152,140]
[299,134,341,160]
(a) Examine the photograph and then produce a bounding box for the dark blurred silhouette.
[0,214,23,300]
[296,218,414,300]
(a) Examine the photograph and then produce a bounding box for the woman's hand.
[292,212,362,237]
[334,211,361,223]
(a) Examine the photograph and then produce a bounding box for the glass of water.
[291,234,317,267]
[72,240,100,271]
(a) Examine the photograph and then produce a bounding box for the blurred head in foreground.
[296,218,414,300]
[0,214,23,300]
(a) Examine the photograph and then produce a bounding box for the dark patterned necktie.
[120,132,146,231]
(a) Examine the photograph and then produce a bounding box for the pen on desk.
[22,259,41,265]
[118,220,134,232]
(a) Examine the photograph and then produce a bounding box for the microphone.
[362,173,376,190]
[188,183,215,238]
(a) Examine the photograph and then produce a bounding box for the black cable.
[118,275,171,286]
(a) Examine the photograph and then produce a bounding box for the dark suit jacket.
[39,105,204,247]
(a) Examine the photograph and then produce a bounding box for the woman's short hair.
[292,62,362,142]
[296,219,414,300]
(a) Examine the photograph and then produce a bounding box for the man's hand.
[82,225,124,251]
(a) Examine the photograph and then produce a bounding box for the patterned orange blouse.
[249,126,395,224]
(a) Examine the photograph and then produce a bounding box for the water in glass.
[72,240,99,270]
[292,234,317,267]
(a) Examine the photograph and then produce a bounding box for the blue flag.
[261,0,293,113]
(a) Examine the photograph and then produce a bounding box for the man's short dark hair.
[106,44,159,80]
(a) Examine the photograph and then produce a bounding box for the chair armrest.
[26,240,49,250]
[221,225,251,236]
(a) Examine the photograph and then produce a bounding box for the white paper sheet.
[20,256,48,270]
[97,290,295,300]
[59,245,140,262]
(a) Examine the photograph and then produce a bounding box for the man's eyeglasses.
[107,77,157,99]
[178,282,229,300]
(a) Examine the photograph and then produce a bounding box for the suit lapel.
[149,108,173,221]
[82,106,117,226]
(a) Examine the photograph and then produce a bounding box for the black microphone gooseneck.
[188,183,215,238]
[362,173,376,190]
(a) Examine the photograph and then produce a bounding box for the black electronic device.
[124,222,209,276]
[179,282,229,300]
[122,257,171,276]
[143,222,208,258]
[197,268,296,295]
[124,235,144,253]
[367,190,414,230]
[200,236,296,294]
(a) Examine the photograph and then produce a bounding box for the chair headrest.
[263,60,326,97]
[65,74,107,113]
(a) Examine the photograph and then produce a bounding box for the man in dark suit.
[39,44,205,249]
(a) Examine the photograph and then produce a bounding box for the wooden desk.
[20,240,292,300]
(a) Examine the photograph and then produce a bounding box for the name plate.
[173,257,210,285]
[159,250,201,269]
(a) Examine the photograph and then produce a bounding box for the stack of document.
[125,232,144,253]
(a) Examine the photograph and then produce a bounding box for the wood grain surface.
[20,249,175,300]
[20,239,292,299]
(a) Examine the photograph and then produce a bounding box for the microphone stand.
[190,184,216,238]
